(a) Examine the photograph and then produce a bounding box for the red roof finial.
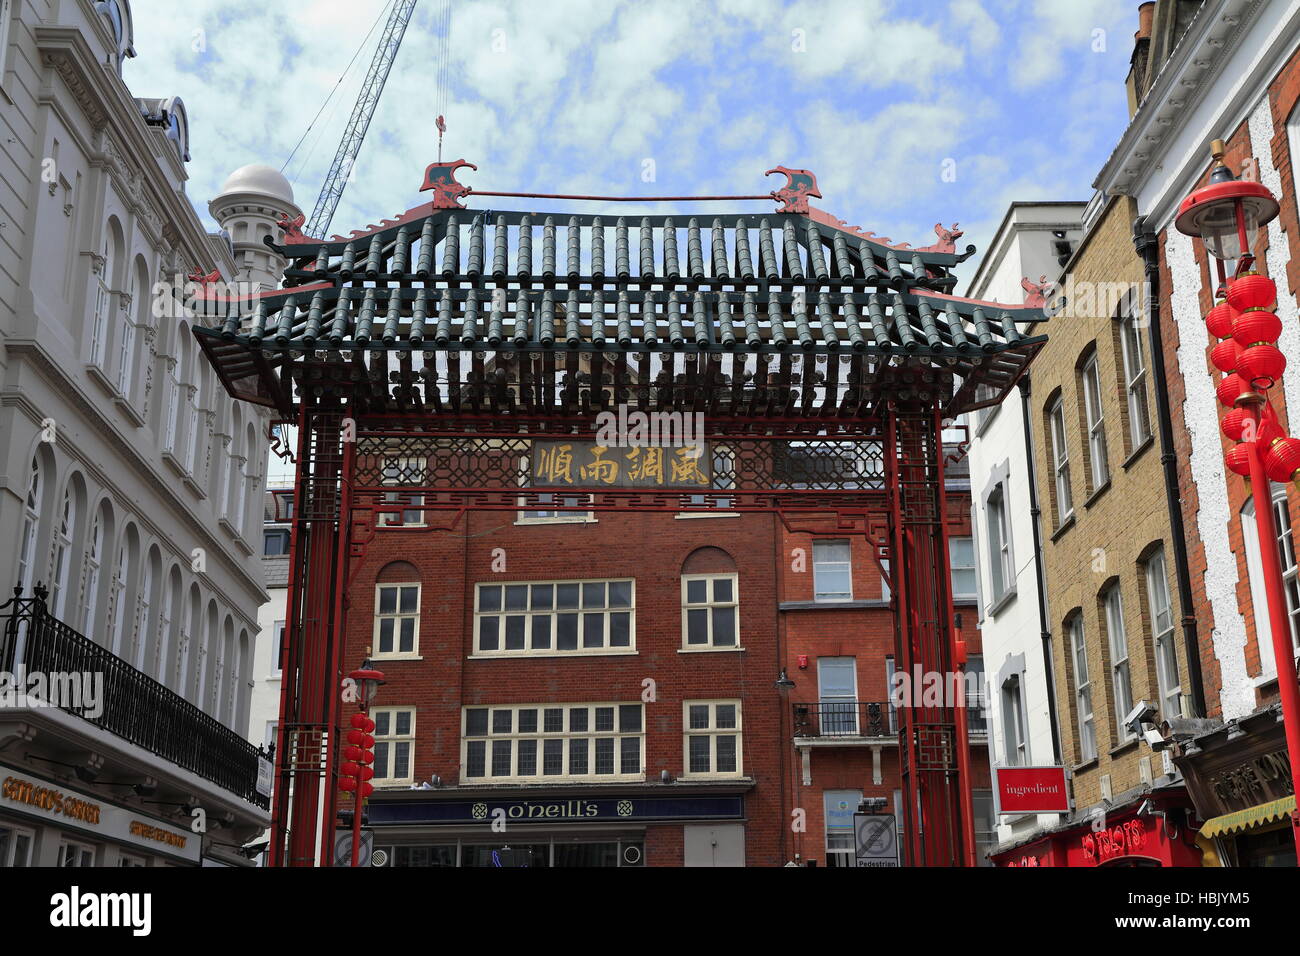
[765,165,822,214]
[420,158,476,209]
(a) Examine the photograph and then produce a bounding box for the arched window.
[164,330,187,454]
[184,359,201,474]
[107,528,136,657]
[177,585,199,698]
[156,568,180,685]
[17,456,44,595]
[81,502,109,635]
[134,551,155,672]
[1241,487,1300,675]
[50,481,78,619]
[116,261,143,399]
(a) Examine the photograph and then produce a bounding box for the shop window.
[118,852,148,867]
[373,707,415,784]
[58,841,96,867]
[461,702,644,783]
[0,824,34,867]
[474,579,634,656]
[823,789,862,868]
[683,700,743,778]
[374,583,420,658]
[681,574,739,648]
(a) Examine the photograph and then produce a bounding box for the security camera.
[1136,798,1155,819]
[1125,700,1158,734]
[1143,727,1169,751]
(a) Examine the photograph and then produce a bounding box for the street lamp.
[342,661,385,867]
[1177,140,1300,860]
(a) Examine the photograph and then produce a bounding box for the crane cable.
[280,0,397,176]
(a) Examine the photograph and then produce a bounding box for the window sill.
[678,646,746,653]
[1082,479,1111,510]
[780,599,889,611]
[373,654,423,663]
[183,474,206,500]
[678,774,747,783]
[468,650,638,660]
[112,395,147,428]
[1050,513,1076,542]
[514,516,598,525]
[86,363,120,401]
[1109,737,1139,758]
[985,587,1017,619]
[1122,435,1155,471]
[161,450,189,480]
[1072,757,1099,774]
[376,523,428,530]
[675,512,741,519]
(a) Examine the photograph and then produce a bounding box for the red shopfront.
[993,798,1203,868]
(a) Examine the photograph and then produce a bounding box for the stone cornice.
[34,25,227,276]
[2,340,268,629]
[1092,0,1292,228]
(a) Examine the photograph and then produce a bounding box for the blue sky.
[125,0,1140,275]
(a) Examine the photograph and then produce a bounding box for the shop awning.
[1199,795,1296,839]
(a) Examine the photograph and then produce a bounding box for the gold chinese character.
[670,447,710,485]
[625,446,665,484]
[538,444,575,484]
[580,445,620,484]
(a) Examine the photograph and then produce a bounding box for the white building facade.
[0,1,292,866]
[964,203,1084,851]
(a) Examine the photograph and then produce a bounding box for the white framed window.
[462,702,644,783]
[966,653,988,734]
[374,583,420,658]
[474,579,634,655]
[378,456,426,527]
[681,574,739,648]
[683,700,743,778]
[1001,675,1026,766]
[818,657,858,735]
[520,491,594,522]
[116,273,138,397]
[81,511,104,635]
[117,852,148,867]
[1145,548,1182,720]
[373,707,416,785]
[1048,396,1073,523]
[17,456,42,595]
[272,620,285,676]
[1104,585,1133,741]
[986,484,1012,602]
[1244,487,1300,675]
[1081,354,1110,490]
[134,559,152,672]
[50,484,76,619]
[107,539,131,657]
[813,539,852,602]
[0,822,34,867]
[1119,308,1152,449]
[90,240,111,368]
[163,356,181,453]
[949,536,977,602]
[1070,616,1097,762]
[58,841,96,867]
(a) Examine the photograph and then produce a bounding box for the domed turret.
[209,164,303,293]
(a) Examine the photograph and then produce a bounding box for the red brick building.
[778,455,995,866]
[346,507,792,867]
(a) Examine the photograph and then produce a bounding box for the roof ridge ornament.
[420,158,477,209]
[764,166,822,214]
[276,213,318,245]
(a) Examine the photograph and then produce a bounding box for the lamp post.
[342,662,385,868]
[1176,139,1300,859]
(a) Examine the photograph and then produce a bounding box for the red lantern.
[1211,338,1243,373]
[1227,272,1277,312]
[1238,343,1287,387]
[1232,310,1282,347]
[341,761,361,777]
[1222,408,1250,441]
[359,782,374,798]
[339,777,358,792]
[1226,443,1253,476]
[1265,436,1300,484]
[1256,415,1285,448]
[344,745,362,761]
[1206,300,1238,339]
[1217,373,1250,407]
[350,713,370,729]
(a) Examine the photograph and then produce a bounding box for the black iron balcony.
[1,586,269,810]
[792,701,898,738]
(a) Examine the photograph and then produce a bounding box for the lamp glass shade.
[1200,202,1261,261]
[1176,179,1280,260]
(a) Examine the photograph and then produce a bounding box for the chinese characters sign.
[531,441,712,489]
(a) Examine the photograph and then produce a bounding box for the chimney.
[1125,2,1157,117]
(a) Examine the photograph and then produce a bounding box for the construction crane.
[304,0,420,239]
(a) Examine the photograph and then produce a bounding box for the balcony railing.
[793,701,897,738]
[1,587,269,810]
[793,701,989,739]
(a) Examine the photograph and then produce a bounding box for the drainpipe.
[1132,216,1207,718]
[1018,375,1063,763]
